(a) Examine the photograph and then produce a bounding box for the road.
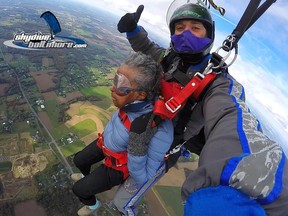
[15,71,73,175]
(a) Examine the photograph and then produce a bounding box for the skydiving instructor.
[115,0,288,215]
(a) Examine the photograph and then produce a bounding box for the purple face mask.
[171,30,212,53]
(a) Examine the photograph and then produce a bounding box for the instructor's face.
[174,20,207,38]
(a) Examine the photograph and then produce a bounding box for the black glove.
[117,5,144,33]
[127,112,157,156]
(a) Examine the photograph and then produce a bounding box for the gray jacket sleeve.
[127,26,166,63]
[181,73,288,216]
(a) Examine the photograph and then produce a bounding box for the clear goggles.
[113,72,142,96]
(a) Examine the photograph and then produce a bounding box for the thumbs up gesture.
[117,5,144,33]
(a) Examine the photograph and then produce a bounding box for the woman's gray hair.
[123,52,162,101]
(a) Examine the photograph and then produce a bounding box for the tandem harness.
[97,133,129,180]
[154,71,216,120]
[96,108,158,181]
[96,69,217,178]
[97,53,226,177]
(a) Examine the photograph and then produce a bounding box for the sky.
[72,0,288,154]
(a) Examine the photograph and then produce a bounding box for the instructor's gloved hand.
[128,112,157,156]
[117,5,144,33]
[184,186,266,216]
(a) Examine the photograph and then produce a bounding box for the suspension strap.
[202,0,277,74]
[246,0,277,31]
[224,0,277,51]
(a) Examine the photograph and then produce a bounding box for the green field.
[94,99,113,110]
[79,108,110,126]
[51,124,71,140]
[0,133,18,141]
[79,108,95,115]
[60,140,86,157]
[70,119,96,138]
[155,185,184,216]
[13,121,32,133]
[81,86,111,98]
[6,94,18,101]
[89,67,102,74]
[97,112,109,126]
[0,102,6,113]
[75,29,93,37]
[0,161,12,173]
[45,99,60,127]
[81,86,112,109]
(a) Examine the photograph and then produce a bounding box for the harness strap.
[154,72,216,120]
[118,109,131,130]
[97,133,129,180]
[246,0,276,31]
[172,69,190,86]
[119,109,158,130]
[97,106,163,181]
[193,72,217,99]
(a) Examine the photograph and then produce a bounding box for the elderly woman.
[71,52,173,216]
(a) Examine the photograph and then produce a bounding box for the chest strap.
[154,72,216,120]
[118,109,158,131]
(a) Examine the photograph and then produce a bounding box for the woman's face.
[174,20,207,38]
[110,64,146,108]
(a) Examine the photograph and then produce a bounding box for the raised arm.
[117,5,166,62]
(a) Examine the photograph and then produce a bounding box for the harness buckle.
[165,97,181,113]
[164,140,188,159]
[194,72,205,79]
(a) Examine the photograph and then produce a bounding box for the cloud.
[74,0,171,38]
[268,1,288,22]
